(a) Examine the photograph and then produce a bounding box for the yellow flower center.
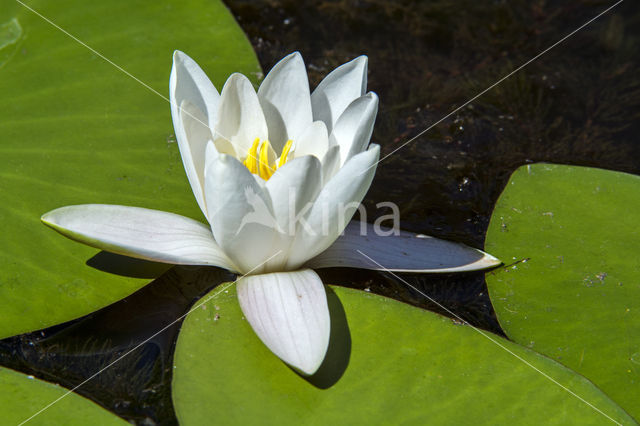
[243,138,293,180]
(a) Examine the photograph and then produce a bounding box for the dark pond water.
[1,0,639,424]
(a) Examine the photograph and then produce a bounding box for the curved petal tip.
[41,204,236,270]
[471,249,502,270]
[306,222,502,273]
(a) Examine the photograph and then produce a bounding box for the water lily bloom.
[42,52,500,375]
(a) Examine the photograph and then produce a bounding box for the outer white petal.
[236,269,330,375]
[290,121,329,160]
[320,144,341,184]
[258,52,313,152]
[265,156,323,268]
[170,51,220,217]
[266,155,323,231]
[177,101,214,216]
[214,73,269,157]
[204,139,219,170]
[171,51,220,126]
[41,204,237,270]
[285,145,380,269]
[306,222,502,272]
[329,92,378,166]
[311,56,367,133]
[204,154,284,274]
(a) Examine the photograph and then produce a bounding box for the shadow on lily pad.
[86,251,172,279]
[299,286,351,389]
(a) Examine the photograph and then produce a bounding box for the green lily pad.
[0,367,127,425]
[485,163,640,421]
[0,0,260,338]
[172,284,634,425]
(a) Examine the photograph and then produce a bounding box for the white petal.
[204,154,285,274]
[306,222,502,272]
[204,139,219,170]
[177,101,214,215]
[170,51,220,217]
[290,121,329,160]
[258,52,313,152]
[214,73,269,157]
[266,155,323,264]
[285,145,380,269]
[41,204,237,270]
[311,56,367,133]
[320,144,341,184]
[170,51,220,128]
[329,92,378,166]
[236,269,330,375]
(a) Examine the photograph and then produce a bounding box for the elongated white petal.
[41,205,237,270]
[236,269,330,375]
[330,92,378,166]
[285,145,380,269]
[258,52,313,152]
[170,51,220,217]
[171,51,220,125]
[214,73,269,157]
[306,222,501,272]
[321,144,341,184]
[177,101,213,216]
[291,120,330,160]
[311,56,367,133]
[204,154,285,274]
[266,156,322,263]
[204,139,219,170]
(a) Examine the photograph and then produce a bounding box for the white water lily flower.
[41,52,500,375]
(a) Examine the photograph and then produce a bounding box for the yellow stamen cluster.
[243,138,293,180]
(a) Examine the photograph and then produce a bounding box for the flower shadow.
[37,266,232,355]
[86,251,172,279]
[298,286,351,389]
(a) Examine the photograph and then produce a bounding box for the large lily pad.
[172,285,634,425]
[0,0,260,338]
[0,366,127,425]
[485,163,640,420]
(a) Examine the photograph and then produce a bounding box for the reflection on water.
[2,0,639,423]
